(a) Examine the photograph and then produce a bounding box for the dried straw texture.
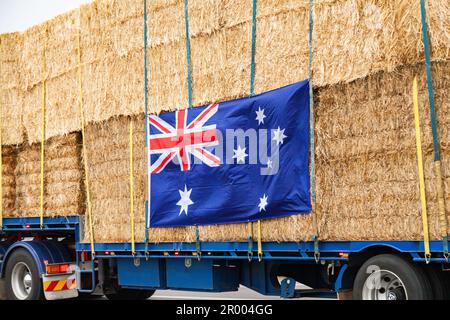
[77,0,222,127]
[1,146,18,216]
[81,62,449,243]
[83,115,147,243]
[0,32,24,145]
[13,133,84,217]
[82,113,211,243]
[17,0,450,143]
[313,62,449,241]
[21,11,81,143]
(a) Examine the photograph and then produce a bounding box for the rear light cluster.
[46,263,70,274]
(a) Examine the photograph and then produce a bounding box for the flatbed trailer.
[1,215,449,300]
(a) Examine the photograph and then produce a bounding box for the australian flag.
[147,80,311,227]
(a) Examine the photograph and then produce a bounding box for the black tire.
[5,249,44,300]
[421,264,450,300]
[0,278,6,300]
[105,288,155,300]
[353,254,432,300]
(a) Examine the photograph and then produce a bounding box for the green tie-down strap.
[184,0,193,109]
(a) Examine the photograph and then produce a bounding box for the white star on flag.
[258,194,268,212]
[177,185,194,216]
[233,145,248,164]
[266,158,273,169]
[272,127,287,145]
[255,107,266,125]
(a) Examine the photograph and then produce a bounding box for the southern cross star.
[258,194,268,212]
[177,185,194,216]
[272,127,287,146]
[233,145,248,164]
[255,107,266,125]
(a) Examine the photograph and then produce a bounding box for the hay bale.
[21,11,81,144]
[82,113,201,243]
[14,133,84,217]
[84,115,146,242]
[16,0,450,142]
[0,32,24,145]
[81,61,449,243]
[1,146,18,217]
[314,62,449,241]
[16,0,450,143]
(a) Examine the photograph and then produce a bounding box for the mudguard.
[0,240,71,278]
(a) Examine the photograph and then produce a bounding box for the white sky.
[0,0,93,33]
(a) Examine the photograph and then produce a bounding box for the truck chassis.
[0,216,448,300]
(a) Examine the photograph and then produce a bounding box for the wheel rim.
[11,262,33,300]
[362,269,408,300]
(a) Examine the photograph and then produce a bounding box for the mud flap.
[43,266,78,300]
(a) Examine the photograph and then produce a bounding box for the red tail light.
[46,263,70,274]
[80,251,90,261]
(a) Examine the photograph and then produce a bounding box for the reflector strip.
[44,279,76,292]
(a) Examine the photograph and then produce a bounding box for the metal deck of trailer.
[2,215,450,299]
[1,215,448,263]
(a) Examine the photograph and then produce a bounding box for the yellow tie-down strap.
[412,75,431,262]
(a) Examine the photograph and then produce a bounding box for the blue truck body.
[1,215,448,299]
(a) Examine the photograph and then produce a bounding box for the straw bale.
[19,0,450,143]
[79,0,222,62]
[80,60,449,243]
[46,10,80,80]
[82,113,202,243]
[0,32,24,145]
[0,32,22,90]
[0,88,24,145]
[21,24,47,90]
[84,115,147,242]
[3,0,450,242]
[14,133,84,217]
[312,62,450,241]
[223,0,449,87]
[23,69,81,144]
[1,146,18,217]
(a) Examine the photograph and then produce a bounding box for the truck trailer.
[0,215,449,300]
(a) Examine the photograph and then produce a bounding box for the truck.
[0,214,449,300]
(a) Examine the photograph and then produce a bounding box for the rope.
[412,75,431,263]
[144,0,151,252]
[129,119,136,255]
[195,225,201,260]
[0,39,3,230]
[184,0,193,109]
[247,0,258,259]
[247,221,253,261]
[249,0,257,96]
[184,0,200,254]
[308,0,319,262]
[144,200,149,256]
[40,29,48,229]
[419,0,448,258]
[77,11,95,255]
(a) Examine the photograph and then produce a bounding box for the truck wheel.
[105,288,155,300]
[421,264,450,300]
[353,254,432,300]
[0,278,6,300]
[5,249,44,300]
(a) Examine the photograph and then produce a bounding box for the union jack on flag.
[148,103,220,173]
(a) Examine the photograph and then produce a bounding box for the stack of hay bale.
[0,0,448,243]
[0,32,22,218]
[14,133,84,217]
[1,15,85,219]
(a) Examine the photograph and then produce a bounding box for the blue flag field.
[147,80,311,227]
